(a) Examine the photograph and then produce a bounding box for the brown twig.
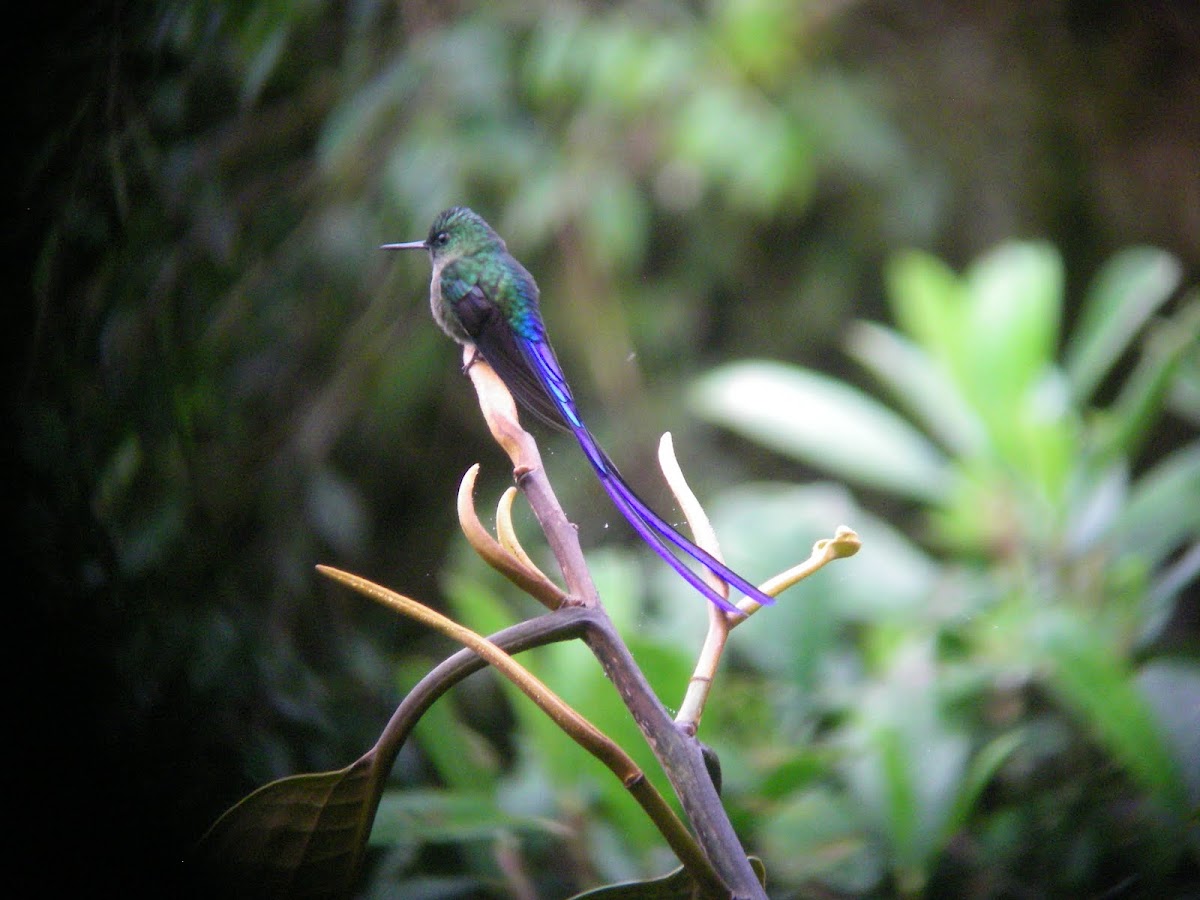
[657,432,862,733]
[461,351,767,900]
[464,348,599,605]
[317,565,730,899]
[456,463,567,609]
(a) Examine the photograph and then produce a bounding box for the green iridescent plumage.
[424,208,542,345]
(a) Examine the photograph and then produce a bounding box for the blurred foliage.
[16,0,1199,896]
[691,240,1199,895]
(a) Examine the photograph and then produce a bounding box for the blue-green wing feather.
[449,280,570,433]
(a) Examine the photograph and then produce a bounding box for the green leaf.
[567,858,766,899]
[1112,443,1200,571]
[758,787,883,893]
[1167,321,1200,421]
[445,570,524,640]
[1065,247,1183,404]
[942,730,1024,845]
[691,360,949,501]
[1008,367,1079,504]
[370,788,553,845]
[237,13,291,107]
[190,754,382,898]
[959,241,1063,432]
[846,320,985,456]
[874,721,922,868]
[884,249,966,368]
[845,646,971,887]
[1098,297,1200,460]
[1036,613,1190,818]
[397,660,502,792]
[1137,660,1200,806]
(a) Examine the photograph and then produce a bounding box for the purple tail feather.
[524,341,774,612]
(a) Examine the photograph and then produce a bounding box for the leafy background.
[16,1,1198,897]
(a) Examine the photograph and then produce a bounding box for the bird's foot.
[461,346,482,375]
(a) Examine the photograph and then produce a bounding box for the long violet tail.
[523,341,774,612]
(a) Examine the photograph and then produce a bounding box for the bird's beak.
[379,240,427,251]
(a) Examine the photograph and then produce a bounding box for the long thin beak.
[379,240,427,251]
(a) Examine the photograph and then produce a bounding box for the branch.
[318,566,729,898]
[657,427,862,732]
[463,351,767,900]
[464,348,599,604]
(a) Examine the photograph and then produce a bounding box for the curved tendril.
[457,464,566,609]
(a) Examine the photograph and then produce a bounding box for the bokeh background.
[17,1,1199,897]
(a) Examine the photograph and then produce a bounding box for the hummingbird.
[382,206,773,614]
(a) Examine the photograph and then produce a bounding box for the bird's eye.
[433,231,449,246]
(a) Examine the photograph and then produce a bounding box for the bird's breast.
[430,273,472,345]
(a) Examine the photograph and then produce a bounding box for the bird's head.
[381,206,506,264]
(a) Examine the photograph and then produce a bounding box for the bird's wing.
[451,282,571,433]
